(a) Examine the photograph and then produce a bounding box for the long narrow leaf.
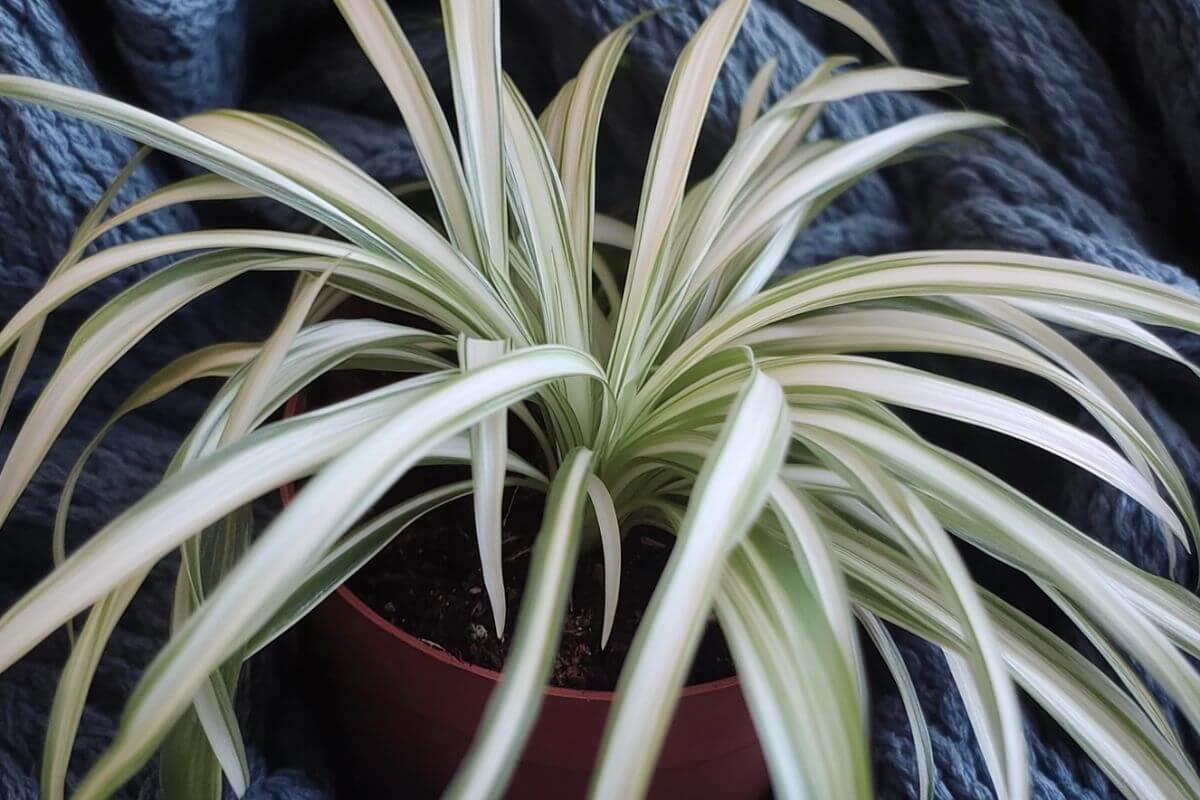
[591,369,788,799]
[0,76,410,259]
[553,16,646,305]
[858,611,935,800]
[607,0,750,396]
[587,475,622,649]
[442,0,507,278]
[796,425,1026,799]
[446,448,595,798]
[0,147,149,429]
[791,0,898,63]
[737,58,779,135]
[460,337,512,636]
[333,0,481,263]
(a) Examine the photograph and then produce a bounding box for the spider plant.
[2,0,1200,798]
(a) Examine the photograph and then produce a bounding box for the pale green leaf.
[738,58,779,135]
[333,0,481,263]
[607,0,751,396]
[552,16,644,295]
[591,369,788,799]
[0,147,149,430]
[717,529,870,799]
[442,0,507,278]
[446,448,595,799]
[858,611,935,800]
[795,424,1026,799]
[791,0,898,63]
[460,337,512,636]
[586,475,622,649]
[0,76,413,259]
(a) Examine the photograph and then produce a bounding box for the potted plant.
[3,0,1200,798]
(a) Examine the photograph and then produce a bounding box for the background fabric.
[2,0,1199,797]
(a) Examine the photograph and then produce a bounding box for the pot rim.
[281,393,742,702]
[331,583,741,701]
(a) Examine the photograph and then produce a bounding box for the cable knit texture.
[1,0,1199,797]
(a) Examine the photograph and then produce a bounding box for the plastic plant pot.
[303,585,767,798]
[282,394,768,798]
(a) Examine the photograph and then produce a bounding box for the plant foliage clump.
[2,1,1200,799]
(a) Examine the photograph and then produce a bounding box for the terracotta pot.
[282,393,768,798]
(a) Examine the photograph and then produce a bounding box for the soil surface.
[347,483,735,690]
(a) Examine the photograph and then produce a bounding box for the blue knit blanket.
[3,1,1200,797]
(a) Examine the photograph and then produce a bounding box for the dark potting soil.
[297,354,735,691]
[346,485,735,691]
